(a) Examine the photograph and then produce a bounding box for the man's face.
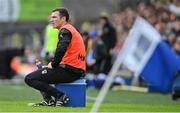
[49,11,63,29]
[174,38,180,52]
[99,18,106,27]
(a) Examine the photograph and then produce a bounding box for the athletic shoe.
[31,99,55,107]
[56,94,69,106]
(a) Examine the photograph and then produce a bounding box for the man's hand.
[44,62,53,69]
[87,59,96,66]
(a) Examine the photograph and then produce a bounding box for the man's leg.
[24,68,57,106]
[40,91,52,101]
[24,68,63,98]
[24,67,81,106]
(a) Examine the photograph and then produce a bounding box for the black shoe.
[56,94,69,106]
[31,99,55,107]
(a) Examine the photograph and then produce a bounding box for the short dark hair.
[100,16,109,23]
[52,7,69,22]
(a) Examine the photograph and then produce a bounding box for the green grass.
[19,0,61,21]
[0,85,180,112]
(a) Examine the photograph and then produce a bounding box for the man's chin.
[52,25,57,29]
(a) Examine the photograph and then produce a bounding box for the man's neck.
[61,22,68,28]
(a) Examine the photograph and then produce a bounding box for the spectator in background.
[86,31,107,74]
[99,16,117,74]
[41,24,59,63]
[174,36,180,56]
[81,32,92,55]
[171,18,180,37]
[165,32,176,47]
[168,0,180,17]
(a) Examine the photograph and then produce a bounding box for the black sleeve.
[51,28,72,68]
[94,42,107,62]
[109,26,117,49]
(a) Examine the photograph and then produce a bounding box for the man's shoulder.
[60,28,72,35]
[61,23,78,33]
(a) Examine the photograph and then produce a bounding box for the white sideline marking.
[86,96,96,101]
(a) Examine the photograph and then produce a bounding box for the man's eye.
[52,16,57,18]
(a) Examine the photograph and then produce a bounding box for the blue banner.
[141,41,180,93]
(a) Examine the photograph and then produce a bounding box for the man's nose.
[49,18,53,22]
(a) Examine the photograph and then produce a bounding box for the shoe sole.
[27,103,36,107]
[27,103,55,107]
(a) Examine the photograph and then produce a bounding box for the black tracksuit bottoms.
[24,66,83,100]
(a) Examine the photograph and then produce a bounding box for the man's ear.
[61,16,66,21]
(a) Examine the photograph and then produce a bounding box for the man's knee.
[24,74,34,85]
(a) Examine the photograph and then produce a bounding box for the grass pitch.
[0,84,180,112]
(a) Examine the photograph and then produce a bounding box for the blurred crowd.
[112,0,180,57]
[81,0,180,88]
